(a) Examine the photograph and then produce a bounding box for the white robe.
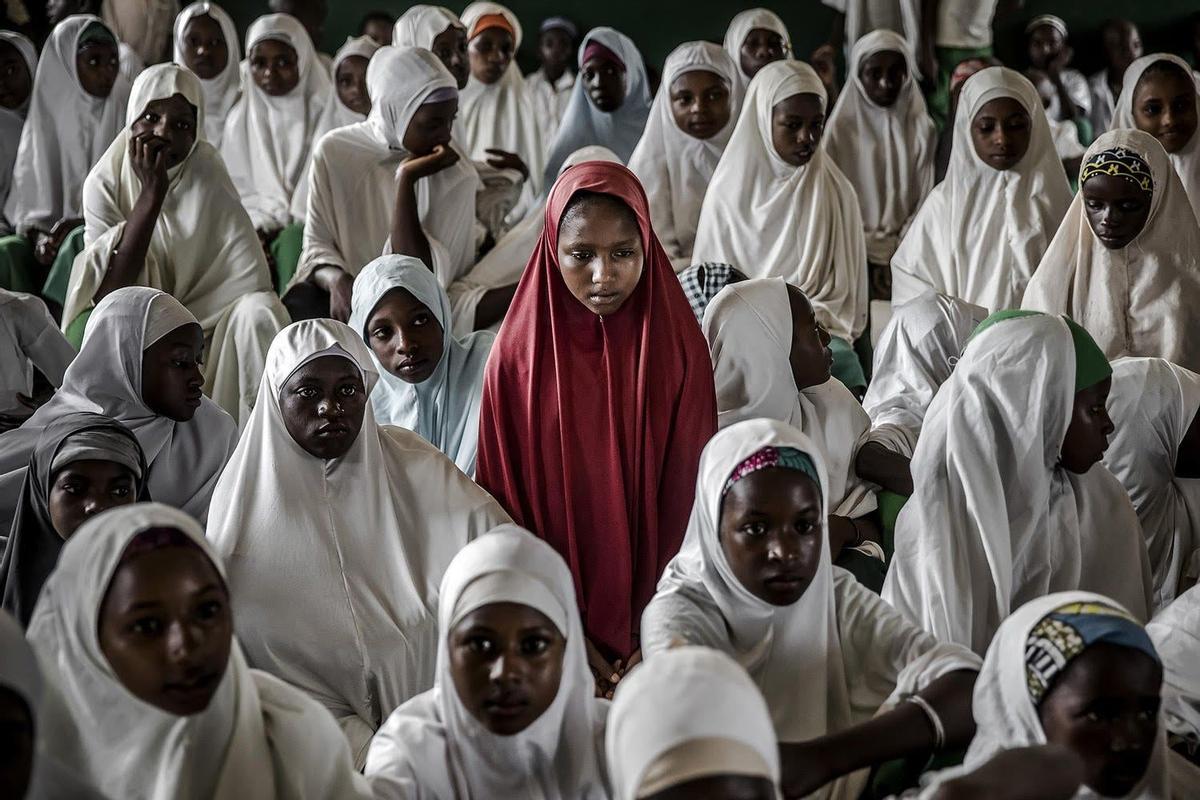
[721,8,792,95]
[822,0,921,76]
[0,290,75,418]
[882,313,1154,655]
[1090,68,1117,136]
[0,32,36,234]
[693,61,868,341]
[526,66,575,151]
[891,67,1071,313]
[172,2,241,146]
[1147,584,1200,796]
[206,319,510,767]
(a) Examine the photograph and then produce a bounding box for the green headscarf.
[970,311,1112,392]
[77,22,117,50]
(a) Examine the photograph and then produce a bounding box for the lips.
[484,693,530,718]
[763,572,804,588]
[395,357,429,377]
[316,423,351,437]
[163,671,219,700]
[588,291,621,309]
[185,391,202,407]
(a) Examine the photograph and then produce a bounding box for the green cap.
[969,310,1111,392]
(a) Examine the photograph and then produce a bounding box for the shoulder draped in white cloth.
[172,2,241,146]
[721,8,792,95]
[693,60,868,341]
[823,0,921,75]
[3,15,132,236]
[882,313,1153,655]
[1148,585,1200,776]
[1023,129,1200,373]
[27,502,373,800]
[891,66,1071,312]
[824,29,936,266]
[205,319,510,766]
[392,5,462,50]
[365,524,609,799]
[0,31,37,233]
[628,41,741,271]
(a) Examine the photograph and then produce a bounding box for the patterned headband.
[1080,147,1153,194]
[722,446,821,497]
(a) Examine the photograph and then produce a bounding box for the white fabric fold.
[0,31,37,233]
[172,2,241,146]
[0,290,75,418]
[721,8,792,94]
[823,0,921,75]
[392,5,462,50]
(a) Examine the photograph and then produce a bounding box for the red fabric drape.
[475,162,717,661]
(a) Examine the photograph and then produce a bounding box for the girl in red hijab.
[475,161,716,694]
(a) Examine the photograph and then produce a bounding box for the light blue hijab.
[349,255,495,476]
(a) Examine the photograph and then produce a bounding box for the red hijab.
[476,162,717,661]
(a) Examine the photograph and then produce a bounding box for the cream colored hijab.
[313,35,380,138]
[392,4,462,49]
[721,8,791,94]
[693,61,868,341]
[172,2,241,145]
[1024,129,1200,373]
[891,67,1071,312]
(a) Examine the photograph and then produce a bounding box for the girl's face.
[1038,643,1161,798]
[1102,21,1142,75]
[48,460,138,540]
[669,69,731,141]
[1060,377,1115,474]
[787,285,832,391]
[859,49,906,107]
[1081,174,1152,250]
[335,54,370,115]
[130,94,198,169]
[448,601,565,736]
[431,25,469,91]
[556,194,644,316]
[1132,68,1198,155]
[140,323,205,423]
[719,468,822,607]
[582,56,625,113]
[98,542,233,716]
[278,354,367,460]
[538,28,573,74]
[402,98,457,155]
[467,27,514,85]
[770,92,824,167]
[365,288,445,385]
[181,14,228,80]
[1027,24,1065,71]
[645,775,777,800]
[970,97,1031,171]
[76,41,120,99]
[740,27,785,79]
[0,39,33,110]
[249,38,300,96]
[0,687,33,800]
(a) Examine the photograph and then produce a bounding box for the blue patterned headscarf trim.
[722,446,821,497]
[1081,147,1153,194]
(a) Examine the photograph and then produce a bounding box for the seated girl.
[366,525,610,798]
[0,31,36,239]
[206,319,509,767]
[1024,131,1200,373]
[693,60,869,393]
[62,63,288,425]
[607,646,780,800]
[543,27,652,184]
[349,255,493,476]
[525,16,577,147]
[0,287,237,525]
[1024,15,1092,136]
[721,8,791,94]
[0,290,75,433]
[26,502,373,798]
[891,67,1071,313]
[642,419,982,800]
[1,412,146,627]
[629,41,739,271]
[172,2,242,147]
[883,311,1154,655]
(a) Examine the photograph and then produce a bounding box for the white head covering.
[1113,53,1200,224]
[824,29,936,265]
[348,255,495,476]
[954,591,1169,800]
[606,646,779,800]
[172,2,241,145]
[1105,357,1200,608]
[0,287,237,523]
[542,27,652,185]
[891,67,1072,312]
[627,41,741,270]
[1024,130,1200,373]
[693,60,868,341]
[882,313,1154,655]
[205,319,509,762]
[1147,585,1200,754]
[3,15,132,236]
[0,31,37,232]
[392,4,463,49]
[722,8,792,93]
[221,13,330,230]
[364,525,609,798]
[827,0,921,75]
[313,34,380,138]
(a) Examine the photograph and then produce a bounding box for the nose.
[317,395,345,419]
[394,327,419,355]
[195,42,208,57]
[817,324,831,346]
[766,531,800,564]
[591,255,617,287]
[488,652,520,684]
[82,492,105,516]
[165,619,202,666]
[1100,408,1116,438]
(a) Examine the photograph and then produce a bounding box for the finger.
[584,640,619,683]
[624,649,643,670]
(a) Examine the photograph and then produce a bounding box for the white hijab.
[1023,130,1200,373]
[827,0,921,74]
[891,67,1071,312]
[703,278,875,520]
[392,4,462,50]
[3,15,132,236]
[824,29,936,265]
[172,2,241,146]
[882,313,1153,655]
[365,525,610,799]
[542,27,652,186]
[348,255,494,476]
[628,41,740,271]
[27,502,373,800]
[313,35,380,138]
[1113,53,1200,224]
[222,13,330,231]
[693,60,868,342]
[0,31,37,232]
[722,8,792,94]
[0,287,237,523]
[1147,585,1200,763]
[606,646,779,800]
[1106,357,1200,609]
[205,319,509,764]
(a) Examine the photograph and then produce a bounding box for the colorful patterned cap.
[1081,147,1153,194]
[722,446,821,497]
